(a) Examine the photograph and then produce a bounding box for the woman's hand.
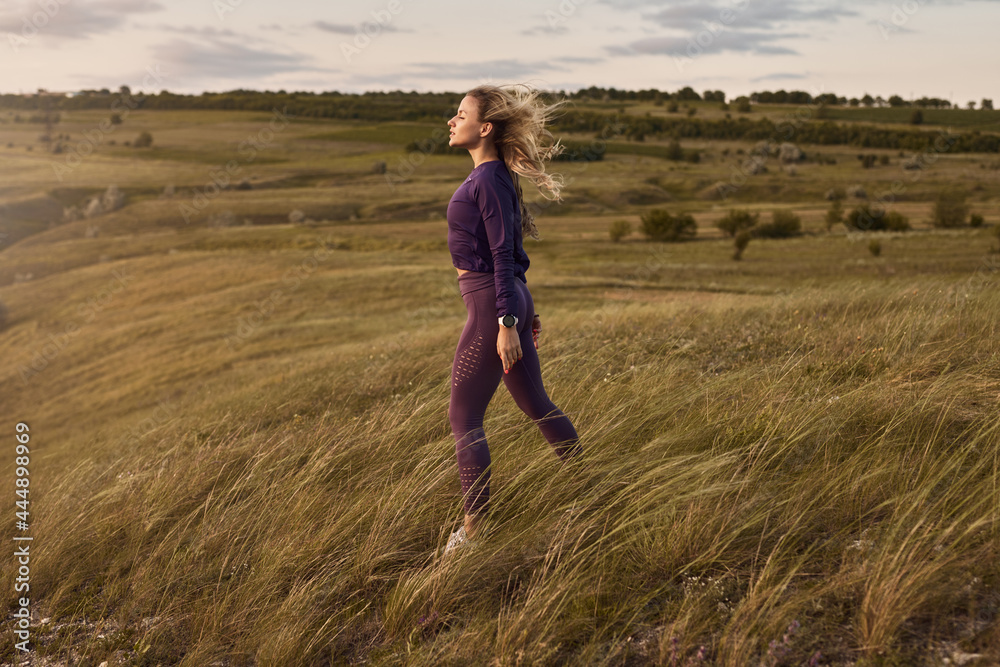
[498,326,522,373]
[531,314,541,349]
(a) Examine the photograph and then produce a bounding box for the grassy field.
[1,102,999,666]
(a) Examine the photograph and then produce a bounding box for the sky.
[0,0,998,104]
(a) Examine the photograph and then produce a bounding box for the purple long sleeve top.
[447,159,530,318]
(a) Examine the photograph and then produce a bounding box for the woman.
[444,83,582,555]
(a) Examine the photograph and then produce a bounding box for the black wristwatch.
[499,314,518,328]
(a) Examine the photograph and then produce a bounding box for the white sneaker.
[444,526,476,556]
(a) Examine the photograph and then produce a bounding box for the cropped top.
[446,159,530,318]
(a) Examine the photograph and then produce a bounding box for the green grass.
[817,106,1000,132]
[1,106,999,666]
[304,122,448,146]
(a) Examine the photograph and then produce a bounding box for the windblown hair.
[466,83,570,240]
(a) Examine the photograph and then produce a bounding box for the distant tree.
[641,209,696,242]
[733,230,751,260]
[932,189,969,228]
[910,109,923,125]
[861,94,874,107]
[676,86,700,101]
[666,139,684,161]
[825,199,844,231]
[845,204,910,232]
[967,101,977,110]
[716,209,759,237]
[982,99,994,110]
[609,219,631,242]
[888,95,906,107]
[753,210,801,238]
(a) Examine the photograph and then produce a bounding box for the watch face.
[502,314,515,327]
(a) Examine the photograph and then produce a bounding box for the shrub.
[609,219,632,242]
[932,189,969,228]
[882,211,910,231]
[825,200,844,231]
[754,210,801,238]
[666,139,684,161]
[845,204,911,232]
[640,209,696,242]
[552,141,605,162]
[372,160,387,174]
[133,131,153,148]
[733,230,751,260]
[869,239,882,257]
[716,209,759,237]
[910,109,924,125]
[970,213,984,228]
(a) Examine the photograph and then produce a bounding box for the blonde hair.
[466,83,569,240]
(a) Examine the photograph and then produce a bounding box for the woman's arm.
[474,172,522,371]
[473,173,519,320]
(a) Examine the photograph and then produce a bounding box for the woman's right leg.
[448,285,505,520]
[502,279,582,462]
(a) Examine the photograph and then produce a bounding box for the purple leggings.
[449,270,581,516]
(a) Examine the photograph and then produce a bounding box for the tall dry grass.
[3,270,996,665]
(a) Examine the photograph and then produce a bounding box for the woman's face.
[448,95,488,149]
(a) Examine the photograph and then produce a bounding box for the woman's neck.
[470,145,500,169]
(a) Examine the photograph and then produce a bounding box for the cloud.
[313,21,358,35]
[602,0,860,58]
[637,0,859,32]
[0,0,163,40]
[313,19,407,34]
[551,56,606,65]
[606,30,806,57]
[521,23,570,36]
[149,35,335,82]
[150,24,240,38]
[407,58,572,82]
[750,71,812,82]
